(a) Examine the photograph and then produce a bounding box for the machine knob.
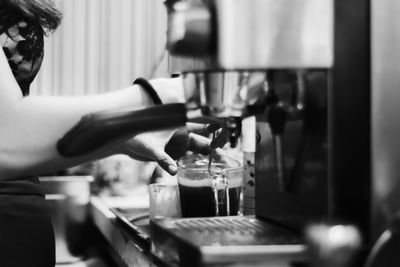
[167,2,213,56]
[306,224,362,267]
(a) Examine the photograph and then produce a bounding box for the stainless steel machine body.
[168,0,333,70]
[152,0,376,266]
[371,0,400,239]
[364,1,400,266]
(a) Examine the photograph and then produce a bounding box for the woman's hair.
[3,0,62,31]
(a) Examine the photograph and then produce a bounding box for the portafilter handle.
[57,103,187,157]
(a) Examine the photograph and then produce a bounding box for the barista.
[0,0,211,266]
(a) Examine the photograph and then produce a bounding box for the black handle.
[57,103,187,157]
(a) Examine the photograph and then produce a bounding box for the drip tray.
[151,216,307,266]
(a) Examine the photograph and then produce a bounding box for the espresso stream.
[207,131,231,216]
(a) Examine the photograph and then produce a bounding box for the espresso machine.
[150,0,373,266]
[56,0,400,265]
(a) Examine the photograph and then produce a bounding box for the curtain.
[31,0,168,96]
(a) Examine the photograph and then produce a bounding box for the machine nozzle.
[208,117,242,150]
[226,117,242,148]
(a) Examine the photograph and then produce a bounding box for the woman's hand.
[121,123,213,175]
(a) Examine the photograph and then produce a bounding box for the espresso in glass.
[177,153,243,217]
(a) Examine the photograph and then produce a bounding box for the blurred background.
[31,0,168,96]
[34,0,172,197]
[32,2,172,265]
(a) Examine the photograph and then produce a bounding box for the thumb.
[154,151,178,175]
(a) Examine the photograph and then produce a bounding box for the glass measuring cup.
[149,183,181,220]
[177,153,243,217]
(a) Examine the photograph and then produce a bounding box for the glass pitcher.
[177,153,243,217]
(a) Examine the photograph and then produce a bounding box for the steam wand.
[207,129,231,216]
[268,104,288,193]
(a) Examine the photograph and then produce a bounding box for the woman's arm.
[0,48,172,179]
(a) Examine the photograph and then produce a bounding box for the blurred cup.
[177,153,243,218]
[149,183,181,220]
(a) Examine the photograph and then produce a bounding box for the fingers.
[186,122,221,135]
[155,151,178,175]
[186,123,227,151]
[127,153,151,162]
[126,143,178,175]
[164,128,190,159]
[187,133,212,155]
[185,123,207,135]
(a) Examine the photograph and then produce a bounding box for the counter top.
[90,196,166,267]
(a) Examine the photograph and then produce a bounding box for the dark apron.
[0,177,55,267]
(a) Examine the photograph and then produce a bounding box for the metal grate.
[174,217,272,235]
[160,216,302,246]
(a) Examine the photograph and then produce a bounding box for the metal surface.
[167,1,212,56]
[255,0,371,241]
[151,216,306,266]
[90,197,159,267]
[371,0,400,242]
[168,0,333,72]
[305,224,362,267]
[364,214,400,267]
[215,0,333,69]
[255,71,328,228]
[329,0,371,242]
[182,71,266,118]
[109,207,151,248]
